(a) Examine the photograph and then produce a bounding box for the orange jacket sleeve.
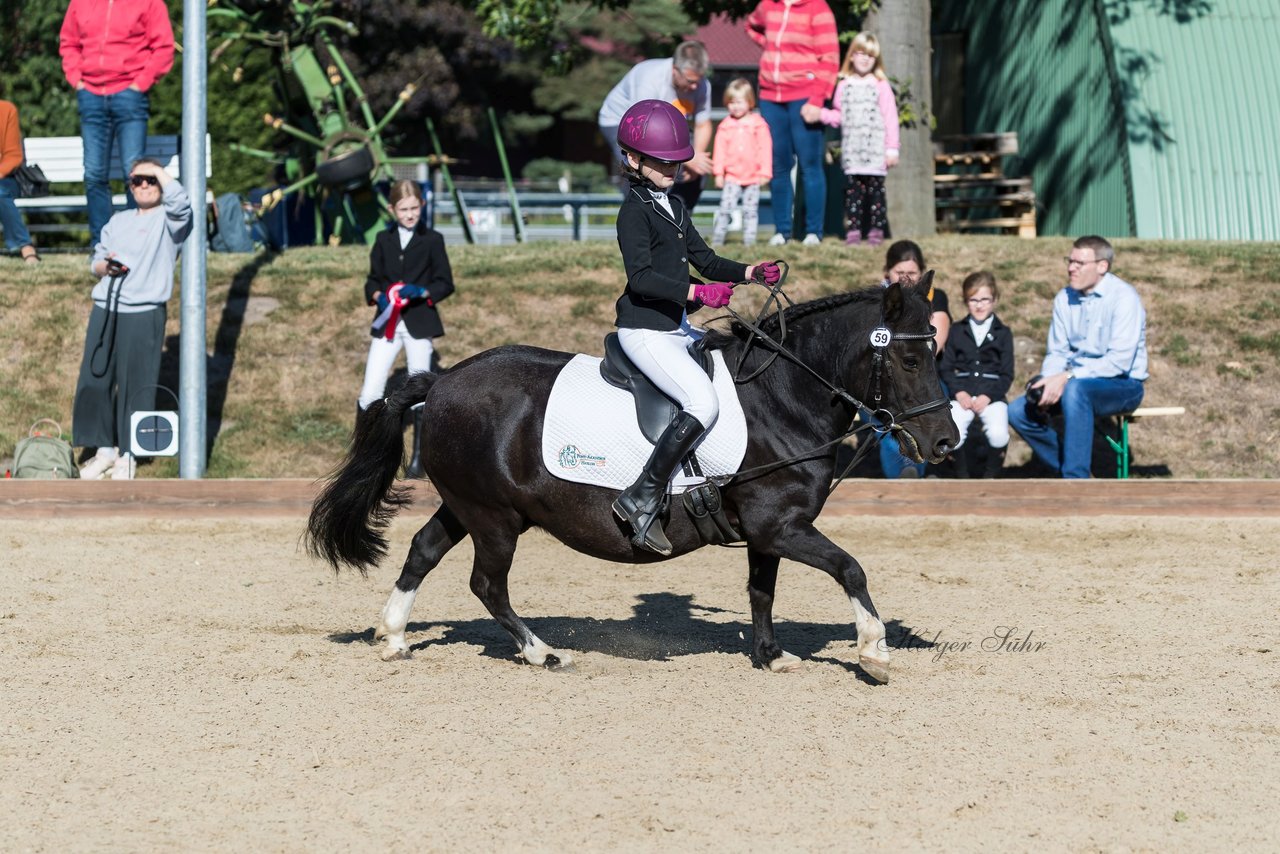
[0,102,24,179]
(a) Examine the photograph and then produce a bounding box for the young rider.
[612,99,780,555]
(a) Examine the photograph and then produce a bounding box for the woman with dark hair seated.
[875,240,951,477]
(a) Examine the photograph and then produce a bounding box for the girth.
[599,332,715,444]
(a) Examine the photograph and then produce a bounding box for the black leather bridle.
[713,269,951,488]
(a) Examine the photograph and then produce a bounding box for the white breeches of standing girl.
[358,324,435,409]
[950,400,1010,449]
[617,317,718,429]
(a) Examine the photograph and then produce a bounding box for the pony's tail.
[305,372,441,573]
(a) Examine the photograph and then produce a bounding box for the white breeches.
[950,400,1010,449]
[359,325,435,409]
[617,318,718,429]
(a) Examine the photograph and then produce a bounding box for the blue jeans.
[0,176,33,251]
[1008,377,1145,478]
[759,98,826,240]
[77,88,150,245]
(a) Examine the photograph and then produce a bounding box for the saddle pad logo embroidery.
[558,445,607,469]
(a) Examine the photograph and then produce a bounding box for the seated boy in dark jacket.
[939,271,1015,477]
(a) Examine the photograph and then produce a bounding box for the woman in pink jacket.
[745,0,839,246]
[711,79,772,246]
[59,0,175,246]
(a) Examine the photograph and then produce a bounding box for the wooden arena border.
[2,478,1278,518]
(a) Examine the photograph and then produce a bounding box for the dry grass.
[2,235,1278,478]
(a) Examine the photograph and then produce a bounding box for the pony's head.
[864,272,959,463]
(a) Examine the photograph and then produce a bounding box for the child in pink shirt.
[711,79,772,246]
[820,32,900,247]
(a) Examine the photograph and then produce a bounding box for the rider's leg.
[613,411,706,555]
[613,326,717,555]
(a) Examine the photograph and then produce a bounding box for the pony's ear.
[919,269,935,292]
[883,281,905,323]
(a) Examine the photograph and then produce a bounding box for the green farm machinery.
[207,0,466,244]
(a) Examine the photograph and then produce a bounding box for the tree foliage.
[530,0,698,122]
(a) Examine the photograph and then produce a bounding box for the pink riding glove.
[753,261,782,285]
[694,282,734,308]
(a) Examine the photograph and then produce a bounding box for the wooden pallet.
[933,132,1036,238]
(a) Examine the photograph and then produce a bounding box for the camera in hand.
[105,258,129,277]
[1023,375,1052,425]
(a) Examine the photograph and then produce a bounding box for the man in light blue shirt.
[598,41,713,209]
[1009,235,1148,478]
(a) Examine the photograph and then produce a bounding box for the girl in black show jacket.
[358,180,454,478]
[938,272,1015,477]
[614,185,745,332]
[938,312,1015,403]
[362,216,454,341]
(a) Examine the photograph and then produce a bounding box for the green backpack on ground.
[13,419,80,479]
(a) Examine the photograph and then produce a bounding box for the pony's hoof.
[859,655,890,684]
[543,654,576,672]
[380,645,411,662]
[766,651,803,673]
[520,645,575,669]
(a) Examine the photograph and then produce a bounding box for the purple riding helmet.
[617,99,694,164]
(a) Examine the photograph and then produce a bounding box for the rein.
[711,269,950,492]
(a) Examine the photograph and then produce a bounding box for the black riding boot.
[612,412,705,556]
[982,446,1006,479]
[405,403,426,479]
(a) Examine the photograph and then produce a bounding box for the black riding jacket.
[615,183,747,331]
[939,313,1015,401]
[364,222,455,339]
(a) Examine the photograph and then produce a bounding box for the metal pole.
[488,107,525,243]
[426,118,474,244]
[180,0,208,478]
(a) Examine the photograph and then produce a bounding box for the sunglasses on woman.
[129,174,159,187]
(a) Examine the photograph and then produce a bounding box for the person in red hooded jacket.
[745,0,840,246]
[60,0,175,247]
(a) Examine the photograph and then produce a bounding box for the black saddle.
[599,332,715,444]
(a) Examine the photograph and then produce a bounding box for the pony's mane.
[705,286,895,349]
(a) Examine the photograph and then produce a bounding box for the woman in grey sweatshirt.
[73,157,192,479]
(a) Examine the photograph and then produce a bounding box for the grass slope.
[2,235,1278,478]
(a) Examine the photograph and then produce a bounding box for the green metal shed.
[933,0,1280,239]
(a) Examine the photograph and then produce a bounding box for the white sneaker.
[111,452,136,480]
[80,446,119,480]
[768,233,787,246]
[802,233,822,246]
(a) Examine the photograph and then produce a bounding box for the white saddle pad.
[542,352,748,494]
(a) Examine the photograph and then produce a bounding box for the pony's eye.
[902,357,920,371]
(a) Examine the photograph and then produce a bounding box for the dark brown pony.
[307,280,957,683]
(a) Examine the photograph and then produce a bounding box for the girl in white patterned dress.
[820,32,899,247]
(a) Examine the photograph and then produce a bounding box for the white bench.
[11,134,212,233]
